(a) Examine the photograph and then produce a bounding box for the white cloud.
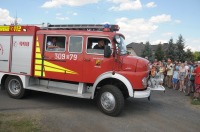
[146,2,157,8]
[151,39,168,45]
[56,16,69,20]
[162,32,173,36]
[115,14,175,45]
[174,19,181,24]
[0,8,22,25]
[72,12,78,16]
[56,13,62,16]
[149,14,171,23]
[185,45,197,52]
[185,38,200,52]
[41,0,99,8]
[109,0,142,11]
[115,17,158,43]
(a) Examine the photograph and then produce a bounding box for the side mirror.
[104,45,111,58]
[113,35,121,44]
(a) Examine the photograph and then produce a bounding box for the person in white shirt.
[47,37,59,50]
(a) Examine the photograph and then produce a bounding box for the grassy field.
[191,98,200,105]
[0,113,41,132]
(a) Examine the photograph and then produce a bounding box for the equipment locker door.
[0,36,11,72]
[11,36,33,75]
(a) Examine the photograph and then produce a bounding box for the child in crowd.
[172,66,179,90]
[158,62,165,85]
[148,66,159,88]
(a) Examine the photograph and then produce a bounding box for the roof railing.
[42,24,119,32]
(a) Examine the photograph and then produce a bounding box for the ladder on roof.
[43,24,119,31]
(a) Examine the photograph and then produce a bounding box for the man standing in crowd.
[165,59,174,88]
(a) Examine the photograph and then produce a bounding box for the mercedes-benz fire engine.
[0,24,165,116]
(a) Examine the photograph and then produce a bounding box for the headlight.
[142,77,147,87]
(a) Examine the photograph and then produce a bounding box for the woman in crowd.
[179,63,187,92]
[185,62,195,96]
[158,62,165,85]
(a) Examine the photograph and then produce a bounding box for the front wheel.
[5,76,27,99]
[97,85,124,116]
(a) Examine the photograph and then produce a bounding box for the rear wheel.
[5,76,27,99]
[97,85,124,116]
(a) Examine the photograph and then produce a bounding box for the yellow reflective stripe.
[36,53,41,58]
[34,71,41,76]
[44,65,77,74]
[35,60,42,64]
[44,61,66,70]
[34,71,45,76]
[44,61,77,74]
[36,41,39,47]
[36,47,40,53]
[45,66,65,73]
[34,36,46,77]
[35,65,42,70]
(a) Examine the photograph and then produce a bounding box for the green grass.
[0,113,41,132]
[191,98,200,105]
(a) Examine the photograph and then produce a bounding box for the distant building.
[127,42,169,57]
[126,42,144,56]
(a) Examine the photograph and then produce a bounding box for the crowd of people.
[149,58,200,100]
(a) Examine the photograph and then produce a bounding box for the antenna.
[14,11,18,25]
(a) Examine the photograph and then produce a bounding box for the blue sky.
[0,0,200,51]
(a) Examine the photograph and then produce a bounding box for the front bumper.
[133,85,165,99]
[149,85,165,91]
[133,87,151,98]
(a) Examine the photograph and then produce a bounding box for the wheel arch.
[0,74,28,90]
[92,72,133,99]
[0,74,9,90]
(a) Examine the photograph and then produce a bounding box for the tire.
[5,76,27,99]
[97,85,124,116]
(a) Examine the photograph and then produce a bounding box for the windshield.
[117,36,127,55]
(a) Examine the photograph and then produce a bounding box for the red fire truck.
[0,24,164,116]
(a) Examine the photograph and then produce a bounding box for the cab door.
[83,37,114,83]
[39,35,67,81]
[36,35,84,82]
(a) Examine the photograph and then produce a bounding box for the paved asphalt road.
[0,87,199,132]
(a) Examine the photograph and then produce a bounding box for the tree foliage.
[185,49,193,62]
[165,38,176,61]
[141,41,153,61]
[140,34,198,62]
[155,43,164,61]
[193,51,200,61]
[176,35,185,62]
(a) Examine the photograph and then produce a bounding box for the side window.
[87,37,111,54]
[46,36,66,52]
[69,36,83,53]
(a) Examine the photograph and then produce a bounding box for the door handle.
[84,58,91,62]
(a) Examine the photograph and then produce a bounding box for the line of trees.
[141,35,200,62]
